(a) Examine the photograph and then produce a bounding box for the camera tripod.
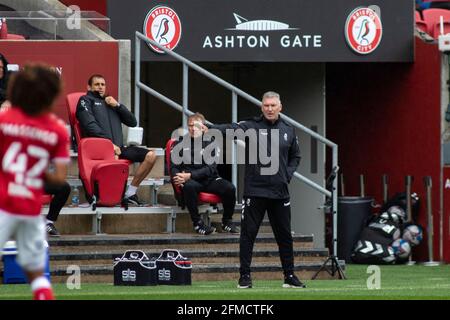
[312,167,346,280]
[312,254,346,280]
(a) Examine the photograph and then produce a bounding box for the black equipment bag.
[351,212,400,265]
[156,249,192,285]
[113,250,157,286]
[367,214,402,240]
[351,228,396,264]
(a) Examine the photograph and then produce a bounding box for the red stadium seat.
[417,20,430,34]
[416,10,423,21]
[5,34,26,40]
[165,138,222,208]
[423,8,450,37]
[78,138,129,209]
[0,19,25,40]
[66,92,85,145]
[422,8,450,22]
[416,10,430,34]
[67,92,130,209]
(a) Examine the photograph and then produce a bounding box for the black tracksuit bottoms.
[182,178,236,226]
[240,197,294,276]
[44,181,71,222]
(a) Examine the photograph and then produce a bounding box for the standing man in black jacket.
[209,91,305,289]
[76,74,156,205]
[171,113,239,235]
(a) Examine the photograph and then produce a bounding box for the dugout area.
[107,0,446,262]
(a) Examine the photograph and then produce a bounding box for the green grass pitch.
[1,265,450,300]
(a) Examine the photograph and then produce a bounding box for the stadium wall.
[326,37,442,262]
[0,41,119,122]
[443,168,450,262]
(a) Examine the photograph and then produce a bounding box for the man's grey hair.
[262,91,281,103]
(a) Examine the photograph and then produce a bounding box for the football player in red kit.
[0,64,69,300]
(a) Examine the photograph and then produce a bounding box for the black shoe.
[126,194,144,206]
[222,221,240,234]
[283,274,306,288]
[237,274,252,289]
[194,223,216,235]
[46,223,60,237]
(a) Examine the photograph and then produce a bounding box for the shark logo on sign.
[345,7,383,55]
[202,12,322,49]
[143,5,182,54]
[227,13,298,31]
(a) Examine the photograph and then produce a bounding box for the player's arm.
[209,120,252,134]
[76,97,110,139]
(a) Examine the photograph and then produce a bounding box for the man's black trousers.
[240,197,294,276]
[182,178,236,226]
[44,181,71,222]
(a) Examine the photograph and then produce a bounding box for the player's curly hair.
[7,63,62,116]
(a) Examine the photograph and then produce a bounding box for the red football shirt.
[0,107,70,216]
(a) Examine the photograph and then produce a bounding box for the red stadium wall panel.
[0,41,119,123]
[327,37,443,262]
[59,0,107,16]
[443,168,450,262]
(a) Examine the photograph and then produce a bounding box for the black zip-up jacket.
[170,135,220,186]
[212,115,301,199]
[76,91,137,147]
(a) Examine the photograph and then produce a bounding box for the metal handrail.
[135,32,335,148]
[134,31,339,255]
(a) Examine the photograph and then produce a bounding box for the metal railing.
[134,31,340,256]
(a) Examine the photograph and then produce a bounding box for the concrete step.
[48,261,343,283]
[49,247,328,265]
[47,233,313,248]
[156,183,177,206]
[50,256,325,268]
[1,233,341,283]
[49,241,314,255]
[46,206,174,234]
[43,233,321,283]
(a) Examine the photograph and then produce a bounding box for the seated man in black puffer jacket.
[76,74,156,206]
[170,113,239,235]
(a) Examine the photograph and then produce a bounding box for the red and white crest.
[143,5,182,54]
[345,7,382,55]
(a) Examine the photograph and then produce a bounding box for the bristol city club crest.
[143,5,182,54]
[345,7,382,55]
